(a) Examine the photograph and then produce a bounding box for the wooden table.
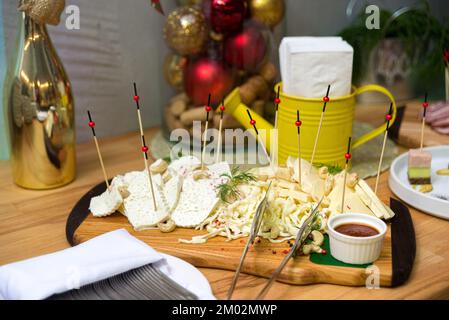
[1,101,449,300]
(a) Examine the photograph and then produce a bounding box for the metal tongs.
[255,197,324,300]
[226,182,272,300]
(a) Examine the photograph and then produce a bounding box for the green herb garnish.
[314,163,343,175]
[217,167,256,203]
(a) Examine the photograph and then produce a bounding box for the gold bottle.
[6,12,76,189]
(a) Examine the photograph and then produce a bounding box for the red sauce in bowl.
[334,223,379,237]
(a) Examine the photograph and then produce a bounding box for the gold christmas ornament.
[163,53,187,91]
[164,6,208,56]
[19,0,65,25]
[249,0,285,28]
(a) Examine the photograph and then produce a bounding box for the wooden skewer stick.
[247,109,271,166]
[271,86,281,166]
[141,136,157,210]
[201,94,212,170]
[341,137,352,213]
[87,110,110,189]
[374,103,393,195]
[420,93,429,150]
[310,85,331,172]
[216,100,225,163]
[295,110,303,188]
[132,82,157,210]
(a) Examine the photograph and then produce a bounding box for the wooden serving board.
[67,182,415,288]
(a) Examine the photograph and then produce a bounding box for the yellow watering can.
[223,83,397,167]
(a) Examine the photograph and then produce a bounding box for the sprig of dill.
[217,167,256,203]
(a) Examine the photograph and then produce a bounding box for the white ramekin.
[327,213,387,265]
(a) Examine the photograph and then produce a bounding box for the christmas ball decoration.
[163,53,188,91]
[184,58,234,106]
[224,26,267,71]
[249,0,285,28]
[209,0,246,34]
[163,6,208,56]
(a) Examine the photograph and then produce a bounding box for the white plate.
[389,145,449,220]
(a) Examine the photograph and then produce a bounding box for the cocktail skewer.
[271,86,281,166]
[132,82,157,210]
[310,85,331,172]
[216,100,225,163]
[341,137,352,213]
[247,109,271,166]
[295,110,303,189]
[374,103,393,195]
[420,93,429,150]
[201,94,212,170]
[87,110,110,189]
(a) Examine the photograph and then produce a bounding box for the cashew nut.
[157,219,176,233]
[311,230,324,246]
[324,175,335,195]
[162,171,172,183]
[346,172,359,188]
[302,244,324,255]
[192,169,209,180]
[150,159,168,174]
[270,226,280,239]
[321,196,330,208]
[318,166,329,179]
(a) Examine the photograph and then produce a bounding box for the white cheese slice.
[168,156,201,177]
[89,176,128,217]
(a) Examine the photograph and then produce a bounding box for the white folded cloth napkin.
[0,229,214,300]
[279,37,354,98]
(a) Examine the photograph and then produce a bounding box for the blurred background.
[1,0,448,160]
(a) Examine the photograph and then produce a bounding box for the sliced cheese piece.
[355,179,389,219]
[162,171,183,213]
[286,156,322,195]
[168,155,201,177]
[89,176,128,217]
[276,188,311,203]
[328,179,374,216]
[171,175,220,228]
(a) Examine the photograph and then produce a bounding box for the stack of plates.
[49,264,198,300]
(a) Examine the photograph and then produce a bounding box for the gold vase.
[6,12,76,189]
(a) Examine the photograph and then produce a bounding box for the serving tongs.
[226,182,272,300]
[255,197,324,300]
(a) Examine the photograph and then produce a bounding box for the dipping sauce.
[334,223,379,237]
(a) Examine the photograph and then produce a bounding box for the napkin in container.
[279,37,354,98]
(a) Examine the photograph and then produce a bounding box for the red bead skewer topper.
[201,94,212,169]
[420,93,428,150]
[341,136,352,213]
[295,110,302,188]
[310,85,331,171]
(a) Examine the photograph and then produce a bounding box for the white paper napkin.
[279,37,354,98]
[0,229,214,300]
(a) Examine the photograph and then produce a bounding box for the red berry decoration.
[141,146,149,153]
[345,153,352,160]
[274,98,281,105]
[220,105,225,112]
[88,121,95,128]
[295,120,302,127]
[386,114,392,121]
[205,105,212,112]
[323,96,329,102]
[422,102,429,108]
[250,119,256,126]
[133,95,140,101]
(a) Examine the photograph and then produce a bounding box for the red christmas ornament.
[422,102,429,108]
[345,153,352,160]
[295,120,302,127]
[209,0,246,34]
[250,119,256,126]
[386,114,392,121]
[224,26,267,71]
[141,146,149,153]
[323,96,329,102]
[184,58,234,106]
[88,121,95,128]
